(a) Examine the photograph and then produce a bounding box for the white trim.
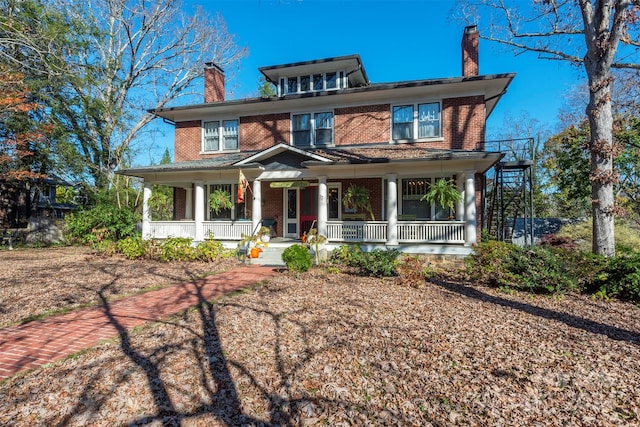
[201,119,239,153]
[390,101,442,142]
[234,142,332,165]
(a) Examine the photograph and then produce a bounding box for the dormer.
[259,54,370,97]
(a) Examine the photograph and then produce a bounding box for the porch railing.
[148,220,252,240]
[203,220,253,240]
[327,221,387,242]
[149,221,196,239]
[397,221,465,243]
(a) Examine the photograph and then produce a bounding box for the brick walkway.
[0,265,278,380]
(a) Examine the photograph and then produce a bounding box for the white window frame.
[391,101,442,142]
[278,71,346,96]
[396,176,456,220]
[202,119,239,153]
[290,111,334,147]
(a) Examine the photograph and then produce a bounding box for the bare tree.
[51,0,247,188]
[459,0,640,257]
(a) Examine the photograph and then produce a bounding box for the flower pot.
[261,234,271,243]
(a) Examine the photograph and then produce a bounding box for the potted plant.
[420,178,462,218]
[342,184,375,220]
[259,225,271,243]
[209,189,233,215]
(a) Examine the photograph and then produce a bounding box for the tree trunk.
[585,62,616,257]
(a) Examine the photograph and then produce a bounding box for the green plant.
[161,237,197,262]
[195,239,225,261]
[307,228,327,244]
[343,184,375,220]
[421,178,461,213]
[350,248,400,277]
[589,254,640,303]
[65,204,140,244]
[282,244,313,272]
[209,189,233,215]
[558,219,640,253]
[116,235,148,259]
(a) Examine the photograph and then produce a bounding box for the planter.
[260,234,271,243]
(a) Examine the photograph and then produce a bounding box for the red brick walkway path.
[0,265,278,380]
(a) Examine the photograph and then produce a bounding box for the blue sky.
[144,0,586,163]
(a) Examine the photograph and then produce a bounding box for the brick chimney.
[204,62,225,103]
[462,25,479,76]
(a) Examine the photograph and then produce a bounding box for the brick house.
[119,26,514,255]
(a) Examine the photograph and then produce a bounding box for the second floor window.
[292,112,333,147]
[203,120,239,152]
[392,102,441,140]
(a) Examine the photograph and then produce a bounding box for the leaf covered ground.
[1,247,640,426]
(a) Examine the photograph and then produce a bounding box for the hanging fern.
[421,178,461,211]
[343,184,375,220]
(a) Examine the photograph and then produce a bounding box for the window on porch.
[387,177,455,220]
[207,184,247,220]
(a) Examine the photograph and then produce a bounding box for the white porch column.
[184,187,193,220]
[464,170,477,246]
[252,178,262,234]
[386,173,398,246]
[317,176,328,237]
[194,180,204,241]
[142,181,152,239]
[456,175,464,221]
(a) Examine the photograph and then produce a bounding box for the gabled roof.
[234,143,332,165]
[259,54,370,88]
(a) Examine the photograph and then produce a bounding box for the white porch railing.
[148,220,252,240]
[397,221,465,243]
[327,221,387,242]
[203,221,253,239]
[149,221,196,239]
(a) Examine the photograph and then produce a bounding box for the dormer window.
[279,71,346,96]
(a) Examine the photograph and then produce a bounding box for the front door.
[284,188,299,238]
[300,186,318,235]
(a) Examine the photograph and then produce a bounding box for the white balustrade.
[327,220,465,244]
[149,221,196,239]
[148,221,252,240]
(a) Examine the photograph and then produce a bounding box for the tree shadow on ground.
[430,277,640,345]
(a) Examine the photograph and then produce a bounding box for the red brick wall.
[442,96,485,150]
[204,65,225,103]
[174,188,186,220]
[174,121,201,162]
[240,113,290,151]
[335,104,389,145]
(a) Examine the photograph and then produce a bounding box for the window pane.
[203,121,220,151]
[222,120,238,150]
[326,72,337,89]
[402,178,430,219]
[209,184,232,219]
[418,103,440,138]
[287,77,297,94]
[292,114,311,130]
[300,75,310,92]
[315,112,333,146]
[328,187,339,219]
[393,106,413,139]
[313,74,323,91]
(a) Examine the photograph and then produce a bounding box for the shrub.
[588,254,640,303]
[467,241,577,294]
[282,244,313,272]
[195,239,225,262]
[116,235,148,259]
[350,248,400,277]
[65,204,139,244]
[161,237,197,262]
[329,244,361,267]
[539,233,577,251]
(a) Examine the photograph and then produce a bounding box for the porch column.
[194,180,204,241]
[252,178,262,234]
[317,176,328,237]
[142,181,152,239]
[386,173,398,246]
[185,187,193,220]
[464,170,477,246]
[455,175,464,221]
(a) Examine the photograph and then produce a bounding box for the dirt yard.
[1,246,639,426]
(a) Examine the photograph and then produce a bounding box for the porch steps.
[248,242,288,266]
